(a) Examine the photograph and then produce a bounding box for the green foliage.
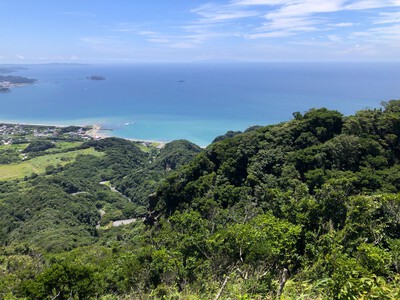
[1,101,400,299]
[116,140,201,212]
[0,148,20,164]
[23,140,55,153]
[22,261,97,299]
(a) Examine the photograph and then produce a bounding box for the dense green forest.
[1,101,400,299]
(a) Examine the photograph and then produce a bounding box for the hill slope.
[1,101,400,299]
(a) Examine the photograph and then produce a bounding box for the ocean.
[1,63,400,146]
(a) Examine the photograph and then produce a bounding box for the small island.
[86,75,105,81]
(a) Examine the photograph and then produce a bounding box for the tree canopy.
[1,101,400,299]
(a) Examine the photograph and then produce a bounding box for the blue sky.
[1,0,400,63]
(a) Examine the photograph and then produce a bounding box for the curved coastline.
[0,121,168,147]
[90,124,167,147]
[85,124,111,139]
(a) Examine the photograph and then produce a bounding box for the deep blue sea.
[1,63,400,146]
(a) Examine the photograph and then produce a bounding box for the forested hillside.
[1,101,400,299]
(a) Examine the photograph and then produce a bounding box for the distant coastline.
[0,75,37,93]
[85,124,110,139]
[1,63,398,146]
[0,121,167,146]
[83,124,167,146]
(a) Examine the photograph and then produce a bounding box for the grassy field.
[133,141,161,153]
[0,143,29,152]
[0,148,103,181]
[45,141,84,153]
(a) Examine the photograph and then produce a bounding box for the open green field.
[45,141,84,153]
[0,147,103,181]
[133,141,161,153]
[0,143,29,152]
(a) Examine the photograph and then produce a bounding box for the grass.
[0,143,29,152]
[0,148,103,181]
[133,141,160,153]
[0,141,82,153]
[45,141,83,153]
[135,143,151,153]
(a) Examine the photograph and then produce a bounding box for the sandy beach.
[79,124,167,147]
[85,124,111,139]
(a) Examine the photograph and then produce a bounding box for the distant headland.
[87,75,106,81]
[0,75,37,93]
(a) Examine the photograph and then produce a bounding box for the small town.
[0,123,94,145]
[0,81,12,88]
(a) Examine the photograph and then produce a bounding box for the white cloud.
[335,43,377,56]
[373,11,400,24]
[233,0,293,5]
[16,55,25,60]
[345,0,400,10]
[169,42,198,49]
[98,0,400,61]
[351,31,371,37]
[265,0,345,19]
[139,31,158,36]
[334,22,356,27]
[191,3,260,23]
[247,31,294,38]
[114,24,138,33]
[147,38,170,44]
[351,24,400,42]
[370,24,400,41]
[251,0,346,38]
[327,34,344,43]
[259,17,318,31]
[185,0,400,43]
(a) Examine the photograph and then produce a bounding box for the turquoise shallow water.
[1,63,400,146]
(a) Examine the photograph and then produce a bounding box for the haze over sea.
[1,63,400,146]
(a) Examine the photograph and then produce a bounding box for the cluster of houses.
[0,124,28,136]
[0,124,94,145]
[32,128,59,138]
[0,81,12,88]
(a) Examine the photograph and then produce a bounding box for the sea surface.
[1,63,400,146]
